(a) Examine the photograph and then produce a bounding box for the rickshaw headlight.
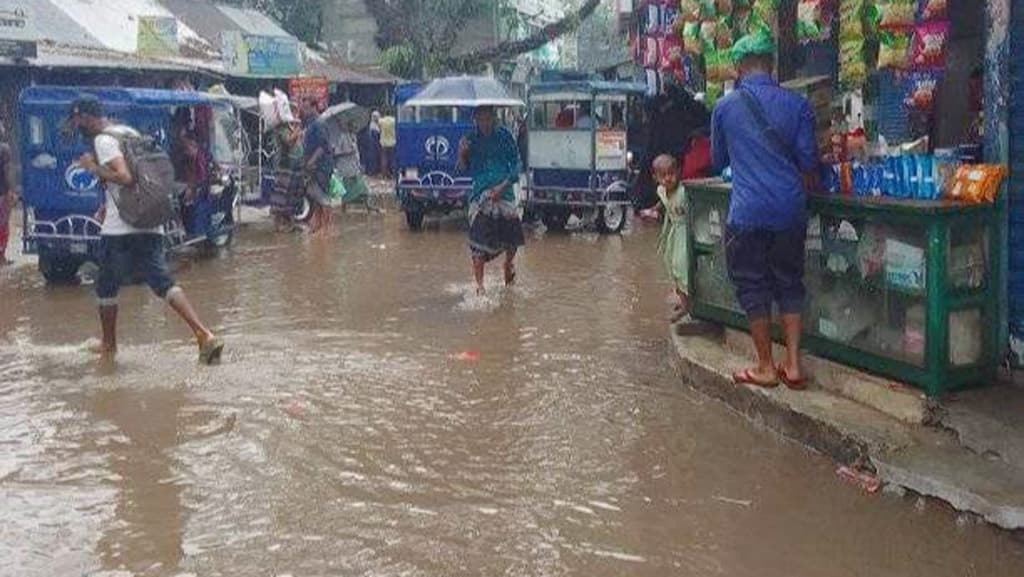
[626,151,634,166]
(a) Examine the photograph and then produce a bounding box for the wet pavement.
[2,213,1023,577]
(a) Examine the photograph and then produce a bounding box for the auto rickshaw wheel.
[541,208,570,232]
[38,253,82,285]
[294,197,313,223]
[405,208,425,231]
[597,204,627,234]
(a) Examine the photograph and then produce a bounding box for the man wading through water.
[711,34,819,389]
[68,96,224,364]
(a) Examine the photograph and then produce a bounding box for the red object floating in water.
[450,350,481,362]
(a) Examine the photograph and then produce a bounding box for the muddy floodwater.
[2,215,1023,577]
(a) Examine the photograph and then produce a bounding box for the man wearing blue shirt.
[711,34,819,390]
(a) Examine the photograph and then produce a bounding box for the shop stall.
[666,0,1011,394]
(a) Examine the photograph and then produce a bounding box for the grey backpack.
[102,128,177,229]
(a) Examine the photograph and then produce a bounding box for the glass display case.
[684,180,1000,396]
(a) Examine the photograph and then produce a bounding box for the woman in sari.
[457,106,524,295]
[268,120,304,232]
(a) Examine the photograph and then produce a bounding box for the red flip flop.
[777,366,807,391]
[732,369,779,389]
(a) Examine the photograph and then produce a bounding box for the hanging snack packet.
[877,31,912,70]
[700,20,719,49]
[661,34,684,71]
[840,0,866,41]
[870,0,915,30]
[716,17,735,49]
[904,70,942,112]
[683,21,704,55]
[680,0,702,21]
[751,0,779,35]
[912,21,949,69]
[699,0,717,18]
[918,0,947,21]
[839,39,868,88]
[644,36,661,68]
[798,0,833,44]
[646,3,662,33]
[705,82,725,109]
[716,0,734,13]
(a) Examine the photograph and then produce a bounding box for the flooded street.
[2,215,1023,577]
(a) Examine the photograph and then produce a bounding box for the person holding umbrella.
[457,106,524,295]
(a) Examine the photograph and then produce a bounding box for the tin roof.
[47,0,214,56]
[0,0,103,49]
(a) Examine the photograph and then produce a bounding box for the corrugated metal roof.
[216,4,291,37]
[160,0,245,48]
[0,0,103,48]
[0,44,212,72]
[47,0,213,55]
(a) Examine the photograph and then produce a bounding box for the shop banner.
[222,30,302,78]
[137,16,179,58]
[288,77,329,111]
[0,1,36,58]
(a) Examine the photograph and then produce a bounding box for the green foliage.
[380,45,421,79]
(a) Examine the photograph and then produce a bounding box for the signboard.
[596,131,627,159]
[288,77,329,111]
[222,31,302,78]
[137,16,179,57]
[0,1,35,59]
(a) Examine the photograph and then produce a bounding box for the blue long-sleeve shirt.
[711,73,818,231]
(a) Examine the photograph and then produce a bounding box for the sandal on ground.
[732,368,779,389]
[777,366,807,390]
[199,336,225,365]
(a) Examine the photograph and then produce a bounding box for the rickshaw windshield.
[210,105,241,165]
[530,98,626,131]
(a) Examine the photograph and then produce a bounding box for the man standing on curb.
[710,34,819,390]
[69,96,224,364]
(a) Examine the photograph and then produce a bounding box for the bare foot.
[732,367,779,388]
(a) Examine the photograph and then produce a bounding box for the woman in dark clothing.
[633,82,709,209]
[458,106,525,295]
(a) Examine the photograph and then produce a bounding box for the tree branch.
[445,0,601,70]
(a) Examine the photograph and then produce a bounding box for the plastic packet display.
[878,31,912,69]
[839,39,867,87]
[661,34,684,71]
[904,70,942,112]
[680,0,702,20]
[840,0,865,40]
[912,20,949,69]
[752,0,779,34]
[918,0,947,21]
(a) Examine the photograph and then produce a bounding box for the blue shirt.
[467,126,520,204]
[711,73,818,231]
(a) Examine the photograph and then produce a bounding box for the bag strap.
[736,88,799,170]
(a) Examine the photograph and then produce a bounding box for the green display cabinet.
[685,180,1001,396]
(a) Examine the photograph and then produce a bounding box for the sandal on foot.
[199,336,225,365]
[777,366,807,390]
[732,369,778,389]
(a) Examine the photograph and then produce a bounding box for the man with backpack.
[711,34,819,390]
[68,96,224,364]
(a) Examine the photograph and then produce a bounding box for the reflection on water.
[1,216,1023,576]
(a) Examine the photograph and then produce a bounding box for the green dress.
[657,184,689,293]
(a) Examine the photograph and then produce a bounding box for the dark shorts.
[725,224,807,319]
[96,234,176,304]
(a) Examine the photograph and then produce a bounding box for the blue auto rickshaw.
[394,82,475,230]
[525,81,646,233]
[18,86,238,283]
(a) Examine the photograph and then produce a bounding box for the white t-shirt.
[94,125,163,236]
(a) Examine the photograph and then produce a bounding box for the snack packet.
[949,164,1008,204]
[680,0,702,21]
[839,39,867,88]
[912,20,949,69]
[661,34,684,71]
[716,0,734,13]
[699,0,717,18]
[870,0,915,30]
[877,31,912,70]
[904,70,942,112]
[918,0,947,21]
[683,21,704,55]
[798,0,831,44]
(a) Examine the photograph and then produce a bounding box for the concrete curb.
[669,323,1024,531]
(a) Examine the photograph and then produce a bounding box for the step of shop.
[933,386,1024,472]
[670,324,1024,530]
[720,327,930,425]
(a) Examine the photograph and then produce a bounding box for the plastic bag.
[949,164,1008,204]
[258,89,296,130]
[327,173,347,206]
[904,70,942,112]
[912,21,948,69]
[918,0,947,21]
[877,31,912,70]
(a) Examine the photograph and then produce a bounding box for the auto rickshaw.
[524,81,646,233]
[18,86,238,283]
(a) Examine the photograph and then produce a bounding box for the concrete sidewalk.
[670,321,1024,531]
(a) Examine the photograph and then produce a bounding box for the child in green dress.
[653,154,690,321]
